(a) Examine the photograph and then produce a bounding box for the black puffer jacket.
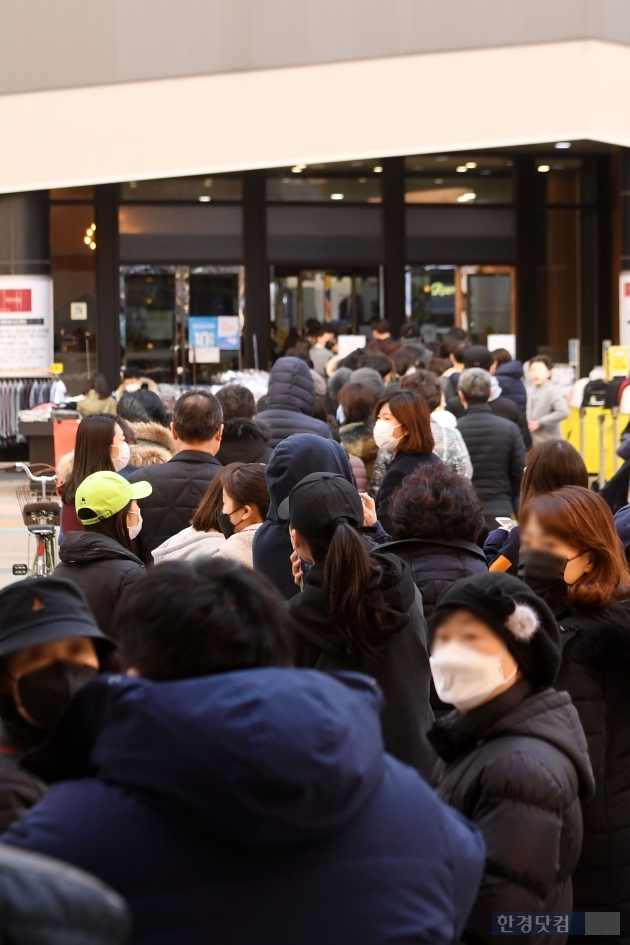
[55,533,145,635]
[447,392,532,449]
[375,451,441,535]
[216,418,273,465]
[554,599,630,942]
[288,552,435,778]
[494,360,527,412]
[129,450,222,563]
[0,714,47,835]
[429,681,595,945]
[255,357,333,448]
[456,404,526,522]
[0,845,129,945]
[382,537,488,619]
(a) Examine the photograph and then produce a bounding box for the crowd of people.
[1,320,628,945]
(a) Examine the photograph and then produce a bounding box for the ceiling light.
[465,162,477,168]
[456,165,467,173]
[538,165,551,173]
[555,141,571,149]
[457,192,476,202]
[434,178,444,184]
[89,241,96,250]
[373,166,383,173]
[198,195,211,202]
[128,181,138,189]
[331,193,344,200]
[83,236,91,245]
[204,178,212,187]
[291,165,306,173]
[359,178,367,183]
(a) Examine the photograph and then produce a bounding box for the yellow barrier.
[561,407,627,480]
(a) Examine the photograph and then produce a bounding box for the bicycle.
[12,463,61,577]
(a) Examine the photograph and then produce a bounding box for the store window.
[407,267,456,343]
[267,160,382,203]
[120,176,242,202]
[405,155,514,205]
[49,197,97,395]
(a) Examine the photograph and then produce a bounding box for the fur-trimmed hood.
[129,444,172,468]
[129,421,176,454]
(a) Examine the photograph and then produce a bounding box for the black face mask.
[518,549,568,598]
[16,661,98,731]
[217,510,242,540]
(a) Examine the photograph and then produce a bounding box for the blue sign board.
[188,316,240,351]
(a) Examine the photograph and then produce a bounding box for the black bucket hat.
[0,577,115,660]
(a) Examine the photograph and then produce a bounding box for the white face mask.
[128,510,143,541]
[429,641,517,712]
[373,418,402,452]
[112,441,131,472]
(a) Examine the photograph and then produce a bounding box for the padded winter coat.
[216,418,273,465]
[255,357,333,448]
[382,536,488,619]
[129,450,223,564]
[0,715,47,835]
[3,670,485,945]
[553,599,630,942]
[0,845,129,945]
[494,360,527,412]
[54,532,145,636]
[429,681,595,945]
[339,420,378,481]
[288,552,435,777]
[456,404,526,522]
[447,392,532,450]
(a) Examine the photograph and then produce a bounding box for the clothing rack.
[0,376,54,444]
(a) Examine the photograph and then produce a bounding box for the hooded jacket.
[2,670,486,945]
[151,526,225,564]
[553,599,630,941]
[255,357,333,448]
[430,681,595,945]
[0,845,129,945]
[252,435,355,599]
[288,552,435,777]
[54,533,145,635]
[494,360,527,412]
[216,418,273,466]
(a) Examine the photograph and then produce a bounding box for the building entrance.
[271,268,381,345]
[408,265,516,348]
[121,265,242,384]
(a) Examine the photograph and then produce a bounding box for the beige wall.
[1,0,630,95]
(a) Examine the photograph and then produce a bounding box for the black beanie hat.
[429,572,561,687]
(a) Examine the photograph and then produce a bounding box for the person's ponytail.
[321,521,386,660]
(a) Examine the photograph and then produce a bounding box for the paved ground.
[0,466,55,588]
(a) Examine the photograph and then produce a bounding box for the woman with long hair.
[519,486,630,936]
[59,415,131,535]
[374,389,440,534]
[284,471,434,777]
[76,373,117,416]
[216,464,270,568]
[485,439,588,574]
[55,471,151,635]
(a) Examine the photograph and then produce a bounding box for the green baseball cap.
[75,471,152,525]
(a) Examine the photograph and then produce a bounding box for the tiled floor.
[0,466,48,588]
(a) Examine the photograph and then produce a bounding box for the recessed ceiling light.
[465,162,477,169]
[373,166,383,173]
[457,192,476,202]
[456,165,467,173]
[331,193,344,200]
[204,178,212,187]
[199,195,211,202]
[538,165,551,173]
[555,141,571,149]
[291,165,306,173]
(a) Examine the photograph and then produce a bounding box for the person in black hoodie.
[215,384,273,465]
[55,471,150,635]
[491,347,527,412]
[255,357,332,448]
[283,472,435,777]
[0,577,113,834]
[519,486,630,942]
[253,434,358,599]
[428,572,595,945]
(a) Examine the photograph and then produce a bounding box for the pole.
[253,333,259,372]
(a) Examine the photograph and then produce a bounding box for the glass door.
[458,266,516,345]
[121,266,176,383]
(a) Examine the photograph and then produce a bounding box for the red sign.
[0,289,32,312]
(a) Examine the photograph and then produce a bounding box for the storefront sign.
[487,333,516,358]
[0,275,53,375]
[337,334,366,359]
[620,273,630,349]
[70,302,87,320]
[189,315,240,363]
